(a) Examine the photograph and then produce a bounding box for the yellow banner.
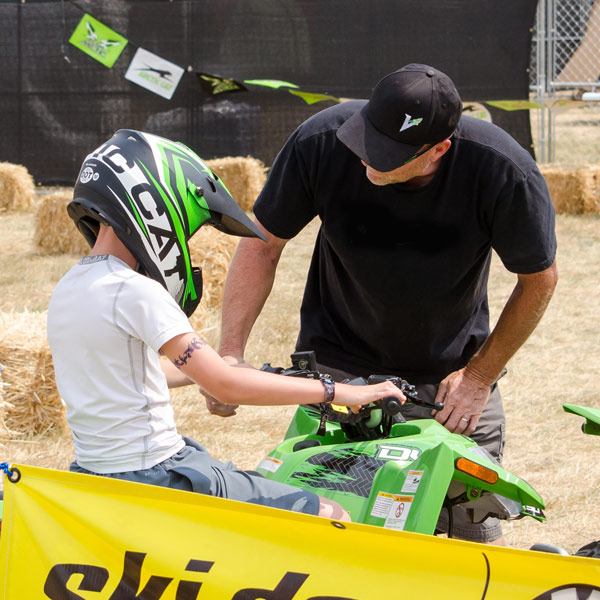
[0,464,598,599]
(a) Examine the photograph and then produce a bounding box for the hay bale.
[205,156,266,212]
[33,189,89,256]
[187,226,239,332]
[0,311,66,437]
[540,165,584,214]
[579,165,600,214]
[0,162,36,211]
[540,164,600,214]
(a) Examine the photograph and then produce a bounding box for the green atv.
[256,351,546,537]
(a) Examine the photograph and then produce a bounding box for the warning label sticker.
[258,457,283,473]
[401,470,424,494]
[384,496,414,531]
[371,491,396,519]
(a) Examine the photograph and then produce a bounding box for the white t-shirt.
[47,255,193,473]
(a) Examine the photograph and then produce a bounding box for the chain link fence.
[530,0,600,163]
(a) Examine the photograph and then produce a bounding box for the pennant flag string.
[64,1,342,105]
[64,0,549,111]
[60,0,72,63]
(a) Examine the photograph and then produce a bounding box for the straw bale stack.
[578,165,600,213]
[0,311,66,437]
[33,189,89,256]
[187,226,239,331]
[206,156,267,212]
[540,164,600,214]
[0,162,36,211]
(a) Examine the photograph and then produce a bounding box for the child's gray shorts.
[70,436,320,516]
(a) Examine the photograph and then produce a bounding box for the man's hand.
[204,393,238,417]
[201,356,255,417]
[433,368,491,436]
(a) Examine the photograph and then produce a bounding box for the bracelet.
[320,376,335,404]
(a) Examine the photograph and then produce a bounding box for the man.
[212,64,558,544]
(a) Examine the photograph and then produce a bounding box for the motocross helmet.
[68,129,266,317]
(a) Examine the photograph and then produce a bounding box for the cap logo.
[400,113,423,132]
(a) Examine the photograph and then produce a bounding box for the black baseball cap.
[337,63,462,172]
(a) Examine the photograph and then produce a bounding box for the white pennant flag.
[125,47,184,100]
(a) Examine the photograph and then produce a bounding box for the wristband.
[320,376,335,404]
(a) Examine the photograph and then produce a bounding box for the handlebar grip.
[367,374,444,411]
[381,396,403,416]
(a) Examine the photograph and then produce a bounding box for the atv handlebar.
[366,374,444,412]
[260,351,444,439]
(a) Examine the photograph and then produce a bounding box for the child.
[47,130,405,521]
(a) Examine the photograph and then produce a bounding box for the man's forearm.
[160,357,194,388]
[219,231,286,359]
[465,261,558,386]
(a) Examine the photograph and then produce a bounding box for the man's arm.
[218,218,289,363]
[201,218,288,416]
[160,356,193,388]
[435,260,559,434]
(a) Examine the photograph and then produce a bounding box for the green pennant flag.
[243,79,299,89]
[289,89,340,105]
[485,100,542,111]
[197,72,248,95]
[69,13,128,68]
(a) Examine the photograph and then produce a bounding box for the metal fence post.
[530,0,600,164]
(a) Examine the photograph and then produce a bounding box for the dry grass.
[0,210,78,313]
[497,214,600,550]
[1,201,599,554]
[552,107,600,165]
[531,104,600,165]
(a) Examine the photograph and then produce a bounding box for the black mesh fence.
[0,0,537,185]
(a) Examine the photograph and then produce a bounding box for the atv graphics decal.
[376,444,421,462]
[290,444,421,497]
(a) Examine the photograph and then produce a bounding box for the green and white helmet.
[68,129,266,316]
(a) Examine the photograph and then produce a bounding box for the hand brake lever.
[367,375,444,411]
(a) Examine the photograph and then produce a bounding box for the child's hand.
[336,380,406,409]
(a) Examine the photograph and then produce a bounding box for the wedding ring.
[461,418,469,422]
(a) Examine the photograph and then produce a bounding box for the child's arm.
[160,332,406,408]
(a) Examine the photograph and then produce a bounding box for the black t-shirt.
[254,101,557,383]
